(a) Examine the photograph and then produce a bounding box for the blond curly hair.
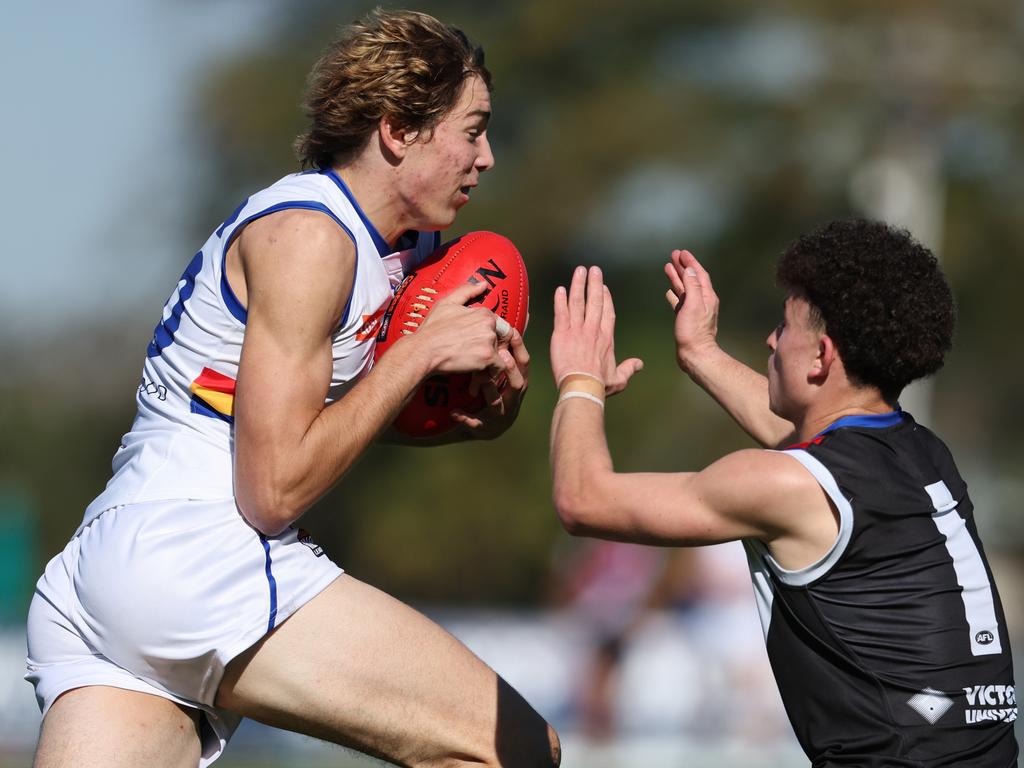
[295,8,492,169]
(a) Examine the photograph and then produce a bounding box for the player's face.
[766,295,823,419]
[399,75,494,230]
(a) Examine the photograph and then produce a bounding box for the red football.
[374,231,529,437]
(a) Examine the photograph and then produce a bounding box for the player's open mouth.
[460,186,472,196]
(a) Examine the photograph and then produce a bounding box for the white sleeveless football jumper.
[25,169,439,766]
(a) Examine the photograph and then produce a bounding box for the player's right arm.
[665,249,795,448]
[232,210,503,536]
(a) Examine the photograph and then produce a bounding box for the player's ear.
[378,116,419,160]
[811,333,838,381]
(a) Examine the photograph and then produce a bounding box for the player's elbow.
[553,487,596,536]
[553,469,623,538]
[235,484,301,537]
[238,501,295,537]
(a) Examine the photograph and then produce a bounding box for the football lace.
[399,287,437,335]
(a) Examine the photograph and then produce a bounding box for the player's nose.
[476,134,495,172]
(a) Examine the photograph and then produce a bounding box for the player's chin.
[427,202,462,230]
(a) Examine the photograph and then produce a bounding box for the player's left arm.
[551,413,815,546]
[549,265,816,547]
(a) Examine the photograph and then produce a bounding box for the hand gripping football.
[374,231,529,437]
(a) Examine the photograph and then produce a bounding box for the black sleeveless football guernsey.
[744,411,1017,767]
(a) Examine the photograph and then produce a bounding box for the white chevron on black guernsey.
[745,411,1017,767]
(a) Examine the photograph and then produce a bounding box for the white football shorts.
[25,498,343,766]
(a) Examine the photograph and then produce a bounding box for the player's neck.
[794,388,896,442]
[332,162,408,248]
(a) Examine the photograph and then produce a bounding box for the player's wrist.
[385,333,437,386]
[675,340,722,375]
[556,371,606,409]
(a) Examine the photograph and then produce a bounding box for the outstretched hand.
[551,266,643,396]
[664,249,721,372]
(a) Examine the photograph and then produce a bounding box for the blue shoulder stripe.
[321,169,391,257]
[816,409,907,437]
[218,201,358,326]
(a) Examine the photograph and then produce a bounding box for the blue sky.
[1,0,281,337]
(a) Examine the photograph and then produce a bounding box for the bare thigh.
[33,686,202,768]
[217,575,559,768]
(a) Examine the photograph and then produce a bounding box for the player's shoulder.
[715,448,822,488]
[235,210,356,311]
[704,448,825,512]
[240,205,355,259]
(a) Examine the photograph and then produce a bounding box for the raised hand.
[664,249,721,373]
[551,266,643,396]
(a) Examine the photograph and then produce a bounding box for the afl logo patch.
[296,527,325,557]
[976,630,995,645]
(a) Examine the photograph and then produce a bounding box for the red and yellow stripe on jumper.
[189,367,236,423]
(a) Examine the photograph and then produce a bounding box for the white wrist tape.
[557,391,605,409]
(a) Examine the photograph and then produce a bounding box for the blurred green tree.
[11,0,1024,605]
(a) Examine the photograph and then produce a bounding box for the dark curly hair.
[776,219,955,402]
[295,9,492,169]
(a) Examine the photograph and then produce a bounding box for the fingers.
[664,257,685,299]
[553,286,568,332]
[559,265,607,329]
[678,249,706,278]
[440,279,489,307]
[453,343,527,435]
[480,379,506,412]
[501,344,527,391]
[678,249,718,308]
[679,264,704,313]
[495,316,512,341]
[476,342,526,398]
[664,288,681,311]
[668,250,705,316]
[450,410,484,430]
[486,359,506,383]
[599,285,615,339]
[617,357,644,381]
[507,329,530,370]
[584,266,604,328]
[567,265,587,326]
[605,357,644,396]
